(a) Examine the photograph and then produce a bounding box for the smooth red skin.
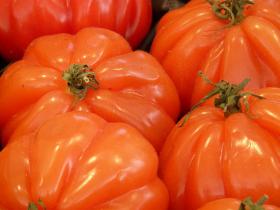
[160,87,280,210]
[151,0,280,112]
[0,111,169,210]
[0,0,152,61]
[198,198,280,210]
[0,27,180,151]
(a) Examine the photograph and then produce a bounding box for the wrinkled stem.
[207,0,254,26]
[63,64,99,100]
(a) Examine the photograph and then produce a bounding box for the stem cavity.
[63,64,99,100]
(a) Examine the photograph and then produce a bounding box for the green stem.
[62,64,99,100]
[28,199,46,210]
[207,0,255,26]
[179,71,264,127]
[239,195,269,210]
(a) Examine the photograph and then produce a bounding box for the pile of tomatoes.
[0,0,280,210]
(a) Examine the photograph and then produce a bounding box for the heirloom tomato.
[0,27,180,151]
[151,0,280,112]
[0,111,169,210]
[198,196,280,210]
[0,0,152,61]
[160,78,280,210]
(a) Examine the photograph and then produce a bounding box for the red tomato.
[0,0,152,61]
[198,197,280,210]
[151,0,280,112]
[160,86,280,210]
[262,0,280,9]
[0,111,169,210]
[0,27,180,151]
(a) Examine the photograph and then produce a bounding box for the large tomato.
[0,111,169,210]
[198,197,280,210]
[151,0,280,112]
[160,84,280,210]
[264,0,280,9]
[0,27,180,151]
[0,0,152,61]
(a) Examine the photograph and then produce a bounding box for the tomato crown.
[179,72,264,127]
[62,64,99,100]
[208,0,254,26]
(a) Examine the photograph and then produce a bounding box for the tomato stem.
[239,195,269,210]
[63,64,99,100]
[28,199,46,210]
[179,72,264,127]
[207,0,254,26]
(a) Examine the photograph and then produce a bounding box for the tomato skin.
[0,111,169,210]
[0,0,152,61]
[160,87,280,210]
[198,198,280,210]
[151,0,280,112]
[0,27,180,151]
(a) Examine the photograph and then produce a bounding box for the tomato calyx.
[63,64,99,100]
[207,0,254,26]
[239,195,268,210]
[179,72,263,126]
[27,199,46,210]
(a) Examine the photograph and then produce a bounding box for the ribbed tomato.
[151,0,280,112]
[0,0,152,61]
[160,82,280,210]
[0,111,169,210]
[0,27,180,151]
[198,197,280,210]
[264,0,280,9]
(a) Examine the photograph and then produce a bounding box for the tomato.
[198,197,280,210]
[262,0,280,9]
[160,84,280,210]
[151,0,280,112]
[0,27,180,151]
[0,111,169,210]
[0,0,152,61]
